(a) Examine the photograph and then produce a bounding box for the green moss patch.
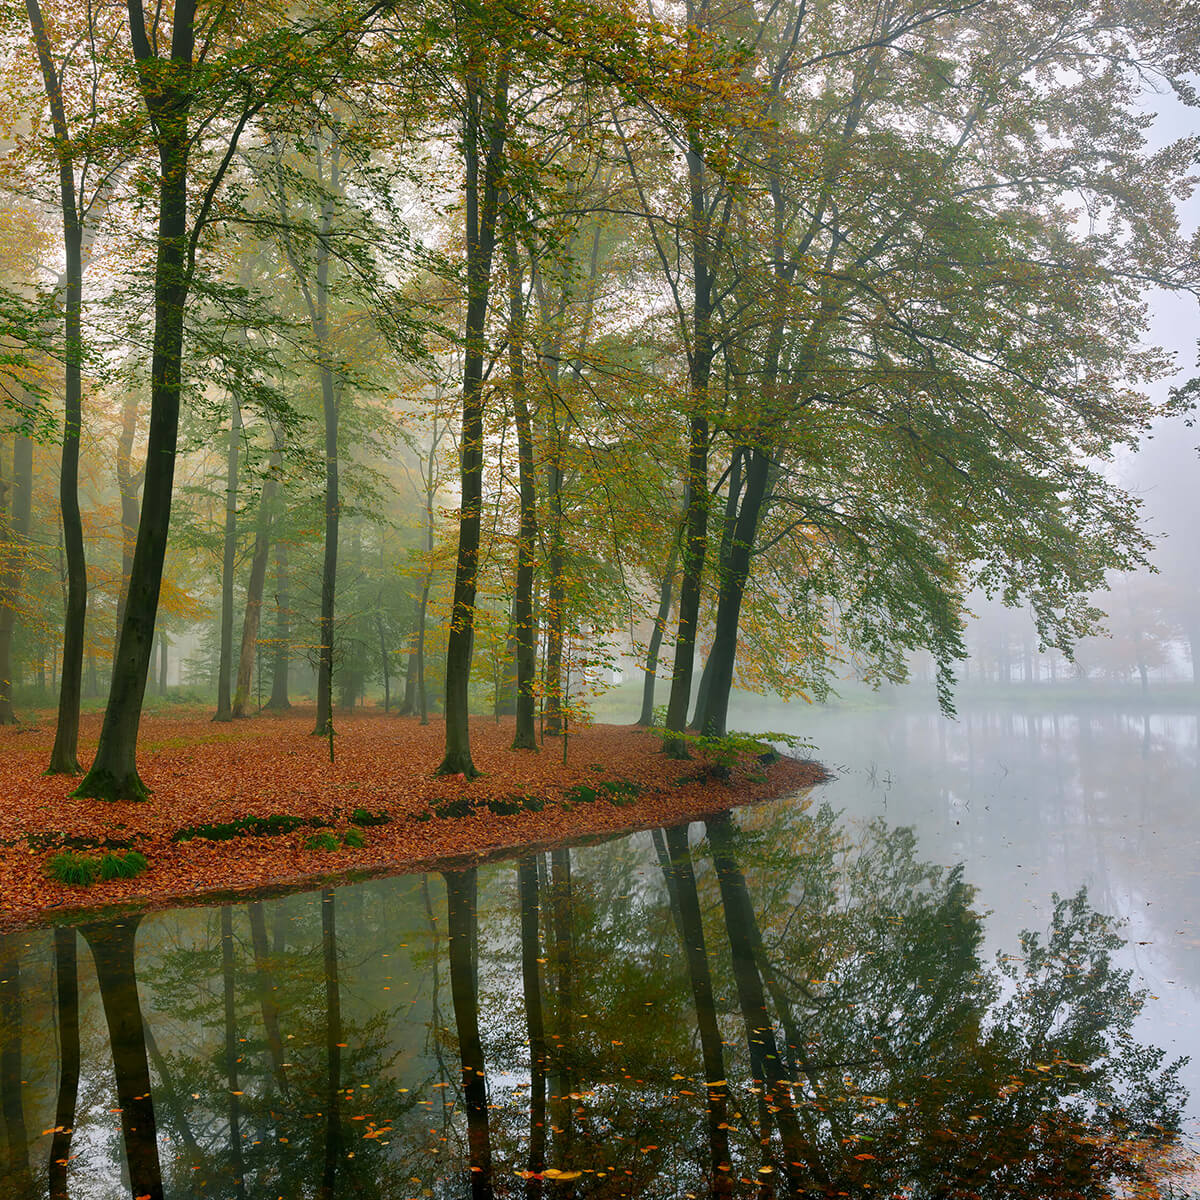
[350,806,391,826]
[173,814,326,843]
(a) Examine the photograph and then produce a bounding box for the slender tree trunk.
[81,918,164,1200]
[663,412,709,754]
[48,928,79,1200]
[75,3,198,800]
[533,265,568,738]
[26,0,90,770]
[416,578,430,724]
[399,634,418,714]
[114,392,142,652]
[312,139,342,738]
[439,61,509,777]
[543,452,566,737]
[702,448,770,737]
[0,436,32,724]
[232,462,276,717]
[445,868,494,1199]
[638,542,679,727]
[506,231,539,749]
[377,613,390,711]
[691,450,743,730]
[663,132,716,754]
[518,859,547,1194]
[215,395,241,720]
[267,539,290,709]
[158,634,167,693]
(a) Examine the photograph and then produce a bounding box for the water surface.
[0,705,1195,1198]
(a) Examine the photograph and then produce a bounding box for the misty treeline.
[0,0,1196,797]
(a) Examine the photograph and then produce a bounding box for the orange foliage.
[0,707,823,931]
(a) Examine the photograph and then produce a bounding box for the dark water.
[0,706,1196,1198]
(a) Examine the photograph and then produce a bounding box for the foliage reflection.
[0,802,1192,1198]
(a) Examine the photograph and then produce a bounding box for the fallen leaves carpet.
[0,707,826,931]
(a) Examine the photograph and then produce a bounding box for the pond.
[0,704,1196,1198]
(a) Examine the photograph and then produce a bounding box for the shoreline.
[0,708,827,932]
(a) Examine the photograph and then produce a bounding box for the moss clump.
[433,797,475,819]
[486,795,526,816]
[304,832,341,852]
[341,828,367,849]
[48,851,100,886]
[599,779,639,807]
[350,807,390,826]
[174,814,320,842]
[563,784,598,805]
[99,850,149,880]
[27,831,134,853]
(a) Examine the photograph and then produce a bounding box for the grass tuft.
[99,850,149,880]
[48,851,99,886]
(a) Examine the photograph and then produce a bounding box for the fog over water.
[771,701,1200,1140]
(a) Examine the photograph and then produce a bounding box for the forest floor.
[0,707,826,932]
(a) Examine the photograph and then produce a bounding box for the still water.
[0,706,1196,1198]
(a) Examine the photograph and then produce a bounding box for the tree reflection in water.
[2,802,1192,1198]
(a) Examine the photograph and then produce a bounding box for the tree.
[20,0,126,767]
[75,0,374,799]
[437,6,511,778]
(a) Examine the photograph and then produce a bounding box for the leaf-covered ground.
[0,708,825,931]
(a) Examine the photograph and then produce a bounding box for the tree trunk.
[506,230,539,750]
[0,435,33,724]
[26,0,90,771]
[74,3,197,801]
[377,612,390,711]
[214,395,241,721]
[232,461,276,717]
[663,413,709,754]
[691,450,743,731]
[663,131,716,754]
[114,392,142,653]
[702,448,770,737]
[439,61,509,777]
[81,918,164,1200]
[312,139,342,738]
[445,868,494,1199]
[399,617,419,715]
[267,538,291,709]
[638,542,679,727]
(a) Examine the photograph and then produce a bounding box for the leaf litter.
[0,707,825,931]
